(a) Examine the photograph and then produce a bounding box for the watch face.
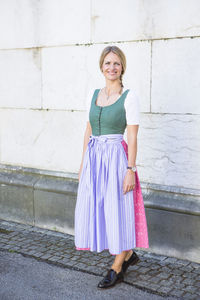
[127,166,136,171]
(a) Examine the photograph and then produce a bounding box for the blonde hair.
[99,46,126,88]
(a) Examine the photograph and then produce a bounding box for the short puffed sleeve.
[85,89,95,122]
[124,89,140,125]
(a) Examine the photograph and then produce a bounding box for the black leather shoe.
[122,250,140,273]
[97,268,124,289]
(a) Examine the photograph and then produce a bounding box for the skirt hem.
[75,246,135,256]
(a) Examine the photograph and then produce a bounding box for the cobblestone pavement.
[0,219,199,299]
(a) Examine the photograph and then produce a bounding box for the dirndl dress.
[74,89,149,255]
[74,134,149,255]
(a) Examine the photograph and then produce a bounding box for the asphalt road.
[0,250,174,300]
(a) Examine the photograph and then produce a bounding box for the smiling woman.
[74,45,149,289]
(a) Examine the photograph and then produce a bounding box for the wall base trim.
[0,164,199,263]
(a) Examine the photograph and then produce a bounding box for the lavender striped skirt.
[74,134,136,255]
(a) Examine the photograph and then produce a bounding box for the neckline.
[95,88,129,108]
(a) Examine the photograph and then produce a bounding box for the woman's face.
[101,52,122,82]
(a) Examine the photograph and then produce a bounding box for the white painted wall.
[0,0,200,190]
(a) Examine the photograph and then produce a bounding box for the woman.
[74,45,149,289]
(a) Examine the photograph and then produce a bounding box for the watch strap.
[127,166,137,172]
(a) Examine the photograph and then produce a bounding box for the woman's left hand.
[123,170,136,194]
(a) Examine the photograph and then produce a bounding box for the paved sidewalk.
[0,250,169,300]
[0,219,199,299]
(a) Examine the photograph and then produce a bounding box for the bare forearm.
[126,125,139,167]
[123,128,138,193]
[127,137,137,167]
[80,122,92,165]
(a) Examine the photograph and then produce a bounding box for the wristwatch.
[127,166,137,172]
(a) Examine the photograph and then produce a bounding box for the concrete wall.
[0,0,199,190]
[0,1,200,261]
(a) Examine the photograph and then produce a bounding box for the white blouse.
[85,86,140,125]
